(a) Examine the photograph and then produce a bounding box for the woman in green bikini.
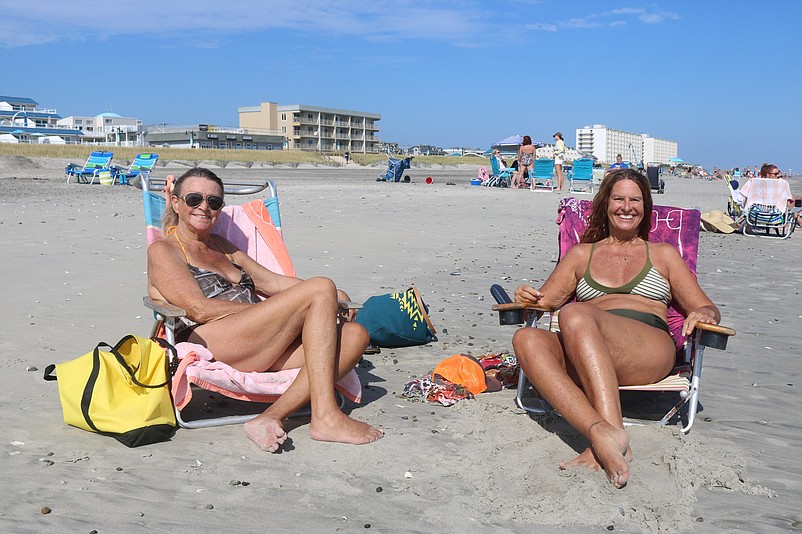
[512,168,719,488]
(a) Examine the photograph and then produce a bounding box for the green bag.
[354,286,437,348]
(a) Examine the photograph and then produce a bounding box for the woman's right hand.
[514,284,543,305]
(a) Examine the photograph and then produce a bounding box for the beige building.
[239,101,380,153]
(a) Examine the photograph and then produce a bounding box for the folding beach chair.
[568,158,594,194]
[737,178,794,239]
[724,174,745,219]
[112,152,159,185]
[486,155,513,187]
[138,172,363,428]
[492,197,735,433]
[530,158,555,192]
[65,151,115,184]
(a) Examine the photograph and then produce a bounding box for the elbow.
[183,301,214,324]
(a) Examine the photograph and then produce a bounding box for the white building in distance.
[576,124,678,166]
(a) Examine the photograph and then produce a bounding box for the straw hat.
[700,210,737,233]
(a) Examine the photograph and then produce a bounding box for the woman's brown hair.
[581,169,653,243]
[162,167,224,230]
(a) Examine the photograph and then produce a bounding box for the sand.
[1,155,800,533]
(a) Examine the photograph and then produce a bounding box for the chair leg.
[515,370,551,414]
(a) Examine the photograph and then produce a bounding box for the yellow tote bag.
[44,335,177,447]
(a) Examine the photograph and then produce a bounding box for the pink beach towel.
[172,343,363,410]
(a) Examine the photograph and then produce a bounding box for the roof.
[0,96,39,106]
[0,110,63,120]
[96,112,122,118]
[0,125,82,136]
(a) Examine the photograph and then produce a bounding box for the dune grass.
[0,143,488,167]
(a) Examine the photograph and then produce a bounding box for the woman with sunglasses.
[148,168,383,452]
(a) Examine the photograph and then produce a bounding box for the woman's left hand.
[682,306,718,337]
[337,289,357,321]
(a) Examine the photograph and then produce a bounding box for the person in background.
[608,154,629,171]
[553,132,567,191]
[512,135,537,189]
[492,149,508,169]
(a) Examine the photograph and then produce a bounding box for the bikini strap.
[583,242,597,277]
[168,226,191,263]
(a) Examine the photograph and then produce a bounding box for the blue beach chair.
[65,151,115,184]
[530,158,555,192]
[113,152,159,185]
[568,158,594,194]
[487,155,513,187]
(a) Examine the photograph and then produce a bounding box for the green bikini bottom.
[606,309,670,335]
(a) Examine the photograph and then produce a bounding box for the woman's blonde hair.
[162,167,224,230]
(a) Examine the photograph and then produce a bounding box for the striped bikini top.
[575,242,671,306]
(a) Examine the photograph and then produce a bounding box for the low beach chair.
[568,158,594,194]
[137,171,363,428]
[112,152,159,185]
[737,177,794,239]
[530,158,555,192]
[487,155,513,187]
[492,197,735,433]
[65,151,115,184]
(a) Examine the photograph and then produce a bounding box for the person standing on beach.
[512,136,536,189]
[553,132,567,191]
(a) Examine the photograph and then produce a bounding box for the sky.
[2,0,801,171]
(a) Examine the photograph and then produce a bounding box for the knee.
[512,327,548,362]
[556,302,597,333]
[304,277,338,302]
[342,321,369,349]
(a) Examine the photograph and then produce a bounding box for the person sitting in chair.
[511,169,720,488]
[608,154,629,171]
[148,168,384,452]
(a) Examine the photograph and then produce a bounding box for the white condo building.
[576,124,678,165]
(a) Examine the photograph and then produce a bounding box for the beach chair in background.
[646,165,665,194]
[568,158,594,194]
[724,174,744,219]
[137,171,362,428]
[487,155,513,187]
[530,158,555,192]
[491,197,735,433]
[737,177,794,239]
[112,152,159,185]
[65,151,115,184]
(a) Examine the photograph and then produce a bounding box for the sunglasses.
[176,193,224,211]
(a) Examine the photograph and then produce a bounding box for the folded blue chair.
[65,151,115,184]
[568,158,594,194]
[113,152,159,185]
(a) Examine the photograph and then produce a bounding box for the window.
[307,139,314,146]
[307,113,313,120]
[281,113,286,120]
[281,126,286,133]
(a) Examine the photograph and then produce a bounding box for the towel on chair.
[739,178,792,212]
[214,200,296,277]
[172,343,363,410]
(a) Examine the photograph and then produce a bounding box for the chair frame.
[112,152,159,186]
[487,155,513,187]
[492,199,735,433]
[738,178,794,239]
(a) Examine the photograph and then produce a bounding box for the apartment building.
[576,124,678,165]
[239,101,381,153]
[0,95,82,143]
[58,112,142,146]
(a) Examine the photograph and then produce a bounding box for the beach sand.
[1,156,799,533]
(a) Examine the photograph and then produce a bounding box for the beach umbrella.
[492,135,524,147]
[670,157,684,163]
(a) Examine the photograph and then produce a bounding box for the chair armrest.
[491,302,552,326]
[143,296,186,318]
[695,322,735,350]
[338,300,362,310]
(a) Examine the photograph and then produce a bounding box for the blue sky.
[2,1,801,171]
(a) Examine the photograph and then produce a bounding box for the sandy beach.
[1,155,800,533]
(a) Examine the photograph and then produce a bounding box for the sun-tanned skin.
[511,171,719,487]
[148,170,383,452]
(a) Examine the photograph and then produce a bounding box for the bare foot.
[309,411,384,445]
[588,422,631,488]
[560,447,602,471]
[244,417,287,453]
